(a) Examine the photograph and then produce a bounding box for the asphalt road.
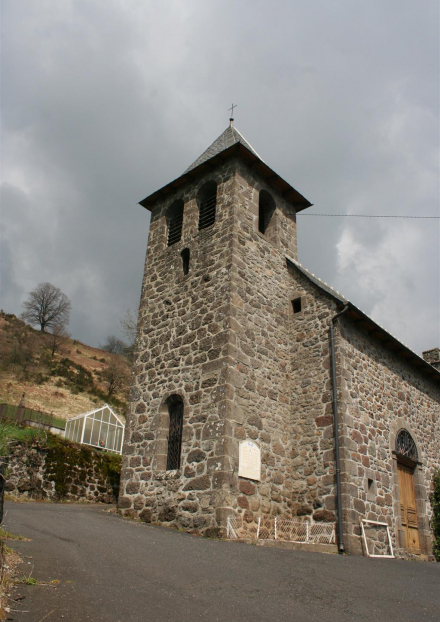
[4,502,440,622]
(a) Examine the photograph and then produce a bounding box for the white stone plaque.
[238,440,261,481]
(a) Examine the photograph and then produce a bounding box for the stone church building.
[118,121,440,557]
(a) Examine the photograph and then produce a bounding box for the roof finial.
[229,103,237,127]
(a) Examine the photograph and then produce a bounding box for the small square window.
[367,478,374,492]
[292,298,302,314]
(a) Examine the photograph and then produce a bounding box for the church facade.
[118,123,440,557]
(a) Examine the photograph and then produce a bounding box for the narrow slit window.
[167,199,184,246]
[292,297,302,314]
[166,396,184,471]
[258,190,276,235]
[181,248,190,275]
[197,181,217,231]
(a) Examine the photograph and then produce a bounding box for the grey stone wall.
[118,159,304,531]
[423,348,440,371]
[119,160,239,532]
[285,265,340,522]
[119,153,439,557]
[284,265,439,556]
[5,443,116,503]
[223,164,300,521]
[338,321,440,555]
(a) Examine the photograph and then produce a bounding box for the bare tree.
[102,357,130,398]
[120,308,138,344]
[46,323,70,358]
[101,335,127,355]
[22,283,71,332]
[120,308,138,363]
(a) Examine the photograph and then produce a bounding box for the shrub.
[35,373,49,385]
[431,470,440,561]
[51,358,93,392]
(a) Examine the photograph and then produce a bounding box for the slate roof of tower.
[184,125,263,174]
[139,125,312,211]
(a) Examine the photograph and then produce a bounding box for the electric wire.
[297,214,439,219]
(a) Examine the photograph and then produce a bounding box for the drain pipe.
[330,304,349,554]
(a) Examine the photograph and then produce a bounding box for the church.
[118,119,440,557]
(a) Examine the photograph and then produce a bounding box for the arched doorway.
[395,429,420,552]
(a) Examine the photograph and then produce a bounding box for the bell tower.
[118,122,312,534]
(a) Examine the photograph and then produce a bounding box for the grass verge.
[17,575,39,585]
[0,527,27,541]
[0,538,23,620]
[0,421,47,454]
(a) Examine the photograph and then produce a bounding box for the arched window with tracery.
[395,429,418,463]
[166,199,184,246]
[166,395,184,470]
[258,189,276,236]
[197,181,217,230]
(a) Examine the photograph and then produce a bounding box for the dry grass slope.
[0,312,129,423]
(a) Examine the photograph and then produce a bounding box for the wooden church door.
[397,462,420,551]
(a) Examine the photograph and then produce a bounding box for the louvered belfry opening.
[197,181,217,231]
[166,395,184,471]
[167,199,184,246]
[258,189,276,235]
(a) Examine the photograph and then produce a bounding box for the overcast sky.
[1,0,439,356]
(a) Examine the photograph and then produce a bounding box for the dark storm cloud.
[1,0,438,353]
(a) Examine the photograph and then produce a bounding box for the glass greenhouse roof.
[64,404,125,454]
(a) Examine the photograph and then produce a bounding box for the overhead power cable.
[297,214,439,219]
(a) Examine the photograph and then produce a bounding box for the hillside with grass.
[0,312,130,423]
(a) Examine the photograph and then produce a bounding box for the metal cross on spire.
[229,103,237,126]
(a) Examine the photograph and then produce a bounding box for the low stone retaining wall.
[4,436,121,503]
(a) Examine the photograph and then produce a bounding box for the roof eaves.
[139,143,312,211]
[232,127,264,162]
[286,256,440,381]
[286,257,347,305]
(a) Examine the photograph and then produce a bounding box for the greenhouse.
[64,404,125,454]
